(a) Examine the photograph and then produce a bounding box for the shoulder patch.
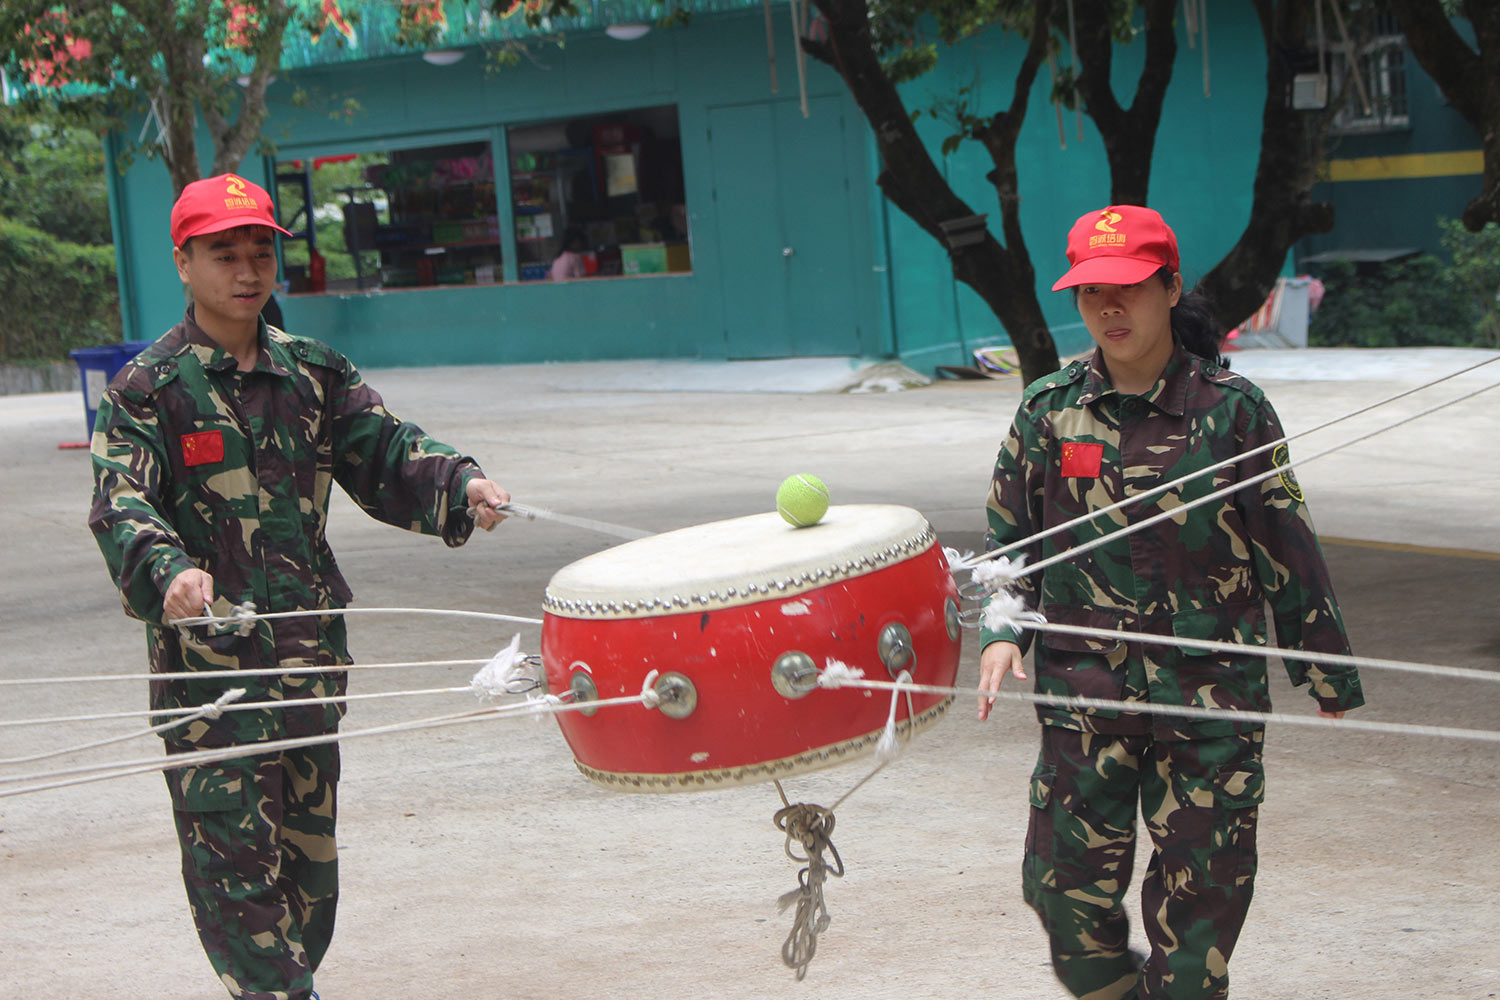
[1272,442,1304,502]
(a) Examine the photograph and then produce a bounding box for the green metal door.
[708,96,862,358]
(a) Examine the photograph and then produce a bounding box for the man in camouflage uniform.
[977,206,1363,999]
[88,173,510,1000]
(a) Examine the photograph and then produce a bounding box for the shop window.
[275,140,501,294]
[508,104,690,282]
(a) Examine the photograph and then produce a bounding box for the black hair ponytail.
[1157,267,1227,368]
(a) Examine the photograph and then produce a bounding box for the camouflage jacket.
[88,311,484,749]
[981,345,1364,739]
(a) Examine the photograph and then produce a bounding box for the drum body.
[541,504,961,792]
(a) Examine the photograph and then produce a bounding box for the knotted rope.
[772,779,845,980]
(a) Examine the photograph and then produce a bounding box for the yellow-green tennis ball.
[777,474,830,527]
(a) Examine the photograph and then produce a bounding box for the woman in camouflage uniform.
[977,205,1364,1000]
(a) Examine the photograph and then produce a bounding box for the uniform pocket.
[1022,761,1057,893]
[1036,604,1125,655]
[168,763,247,812]
[167,763,253,880]
[1210,759,1264,887]
[1168,601,1269,715]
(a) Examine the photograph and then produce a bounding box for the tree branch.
[1386,0,1482,121]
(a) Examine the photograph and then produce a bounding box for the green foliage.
[0,216,120,363]
[0,105,119,363]
[0,105,111,246]
[1308,240,1498,350]
[0,0,300,186]
[884,42,939,84]
[1437,217,1500,347]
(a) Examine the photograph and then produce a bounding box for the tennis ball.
[776,474,830,527]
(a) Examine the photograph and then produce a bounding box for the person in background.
[261,288,285,330]
[550,226,588,281]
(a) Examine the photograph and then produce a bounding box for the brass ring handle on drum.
[772,651,820,700]
[878,622,914,678]
[652,671,699,719]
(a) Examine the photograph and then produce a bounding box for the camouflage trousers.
[165,743,340,1000]
[1022,726,1265,1000]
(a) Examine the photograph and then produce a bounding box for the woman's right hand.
[977,641,1025,721]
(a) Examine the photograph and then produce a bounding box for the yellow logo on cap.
[222,174,258,211]
[1090,209,1126,249]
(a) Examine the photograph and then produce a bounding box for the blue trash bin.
[69,341,153,438]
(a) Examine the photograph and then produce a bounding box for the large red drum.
[541,504,961,792]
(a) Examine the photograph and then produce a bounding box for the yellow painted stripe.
[1322,535,1500,562]
[1325,150,1483,182]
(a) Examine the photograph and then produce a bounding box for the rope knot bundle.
[773,795,845,980]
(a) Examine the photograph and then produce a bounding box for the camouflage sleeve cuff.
[440,460,485,548]
[1302,665,1366,713]
[149,548,197,594]
[980,626,1032,656]
[451,459,485,501]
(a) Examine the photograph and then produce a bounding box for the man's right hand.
[978,641,1026,721]
[164,568,215,624]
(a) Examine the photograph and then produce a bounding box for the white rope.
[0,685,482,731]
[962,356,1500,570]
[639,668,662,708]
[0,658,495,688]
[471,501,652,542]
[874,669,912,761]
[971,613,1500,685]
[468,635,539,699]
[0,689,246,766]
[0,686,666,799]
[169,606,544,629]
[999,379,1500,581]
[814,673,1500,744]
[1,642,544,758]
[972,611,1500,689]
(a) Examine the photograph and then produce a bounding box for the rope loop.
[772,798,844,980]
[639,669,662,709]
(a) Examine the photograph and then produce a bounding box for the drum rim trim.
[569,696,955,793]
[543,523,941,619]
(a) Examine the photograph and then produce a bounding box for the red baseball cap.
[171,173,292,247]
[1051,205,1180,291]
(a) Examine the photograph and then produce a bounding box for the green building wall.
[1301,17,1483,263]
[109,5,1392,372]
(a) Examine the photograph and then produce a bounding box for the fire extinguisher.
[308,247,327,293]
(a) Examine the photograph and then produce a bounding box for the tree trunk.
[805,0,1060,384]
[206,0,294,177]
[1072,0,1178,207]
[1195,1,1339,331]
[1387,0,1500,230]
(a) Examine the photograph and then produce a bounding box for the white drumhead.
[544,503,937,619]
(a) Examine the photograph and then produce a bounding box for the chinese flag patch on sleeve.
[1060,440,1104,478]
[181,430,225,467]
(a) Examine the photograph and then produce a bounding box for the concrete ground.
[2,347,1498,1000]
